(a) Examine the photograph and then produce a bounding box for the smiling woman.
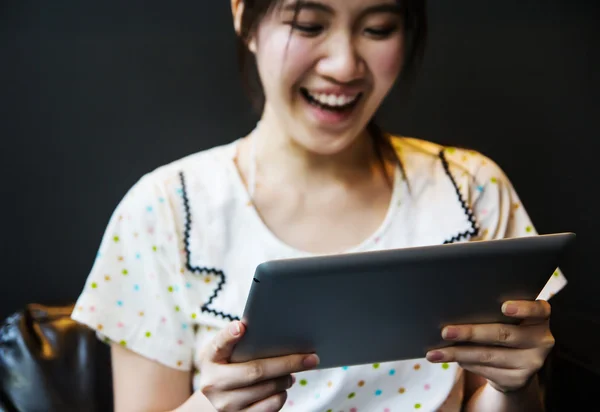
[70,0,567,411]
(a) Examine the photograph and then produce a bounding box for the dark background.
[1,0,598,409]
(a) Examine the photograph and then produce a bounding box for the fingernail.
[443,327,459,340]
[503,302,518,315]
[426,351,445,362]
[303,354,320,369]
[291,375,296,385]
[229,322,241,336]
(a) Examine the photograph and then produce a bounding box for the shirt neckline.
[225,138,406,258]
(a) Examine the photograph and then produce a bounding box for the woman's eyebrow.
[283,1,334,15]
[282,1,402,17]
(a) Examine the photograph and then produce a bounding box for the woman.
[72,0,566,410]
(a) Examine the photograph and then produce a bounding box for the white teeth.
[306,91,359,107]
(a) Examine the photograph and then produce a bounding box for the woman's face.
[252,0,405,155]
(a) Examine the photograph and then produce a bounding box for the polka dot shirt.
[72,137,567,411]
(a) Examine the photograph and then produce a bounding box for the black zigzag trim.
[438,150,480,244]
[179,172,240,322]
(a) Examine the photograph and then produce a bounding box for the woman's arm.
[111,344,215,412]
[464,371,544,412]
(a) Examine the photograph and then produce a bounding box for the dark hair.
[236,0,427,182]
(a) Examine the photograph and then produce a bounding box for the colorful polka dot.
[117,256,124,262]
[358,380,365,387]
[375,389,382,396]
[373,363,380,369]
[117,300,123,306]
[342,366,349,370]
[175,305,180,312]
[138,311,144,316]
[177,361,182,367]
[134,284,140,291]
[191,313,197,319]
[97,324,103,331]
[413,363,421,370]
[553,271,560,277]
[119,340,127,346]
[91,282,98,289]
[300,379,307,386]
[424,384,430,390]
[146,206,153,212]
[152,245,158,252]
[415,403,422,409]
[327,381,333,387]
[145,331,152,338]
[399,387,406,394]
[121,269,128,275]
[389,369,396,376]
[442,363,449,370]
[526,226,533,233]
[113,236,120,243]
[168,286,174,292]
[182,323,188,329]
[104,275,111,281]
[135,253,141,259]
[348,392,356,399]
[350,408,357,412]
[490,177,498,184]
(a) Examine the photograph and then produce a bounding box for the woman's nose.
[315,34,365,83]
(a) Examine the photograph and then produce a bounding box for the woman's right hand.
[195,321,320,412]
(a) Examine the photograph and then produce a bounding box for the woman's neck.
[251,109,381,188]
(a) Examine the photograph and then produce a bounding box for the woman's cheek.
[257,26,315,80]
[368,42,405,84]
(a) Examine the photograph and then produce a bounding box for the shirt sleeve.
[468,155,568,301]
[71,174,195,371]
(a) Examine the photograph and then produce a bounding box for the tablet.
[230,233,575,369]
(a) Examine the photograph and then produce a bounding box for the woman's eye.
[290,22,324,36]
[365,26,398,38]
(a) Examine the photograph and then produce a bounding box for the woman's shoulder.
[391,135,510,185]
[138,139,240,194]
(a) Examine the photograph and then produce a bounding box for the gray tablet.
[230,233,575,369]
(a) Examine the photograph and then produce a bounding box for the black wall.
[2,0,598,409]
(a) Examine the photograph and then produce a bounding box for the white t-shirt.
[72,136,567,412]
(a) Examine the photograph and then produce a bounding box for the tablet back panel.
[230,233,575,368]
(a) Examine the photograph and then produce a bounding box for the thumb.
[206,321,246,364]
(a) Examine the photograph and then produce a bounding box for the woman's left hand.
[426,300,555,393]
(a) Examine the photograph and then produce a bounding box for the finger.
[244,391,288,412]
[502,300,551,321]
[426,346,530,369]
[458,363,533,392]
[216,353,319,389]
[441,323,546,349]
[206,321,246,363]
[212,375,293,411]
